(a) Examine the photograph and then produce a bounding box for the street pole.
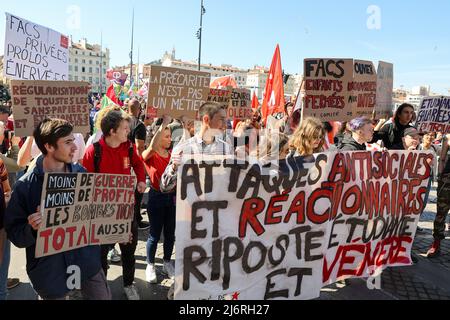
[197,0,205,71]
[130,8,135,85]
[99,31,103,95]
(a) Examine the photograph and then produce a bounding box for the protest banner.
[228,88,252,121]
[175,151,432,300]
[350,60,377,118]
[3,13,69,81]
[10,80,91,136]
[146,66,211,120]
[375,61,394,119]
[35,172,136,258]
[303,58,353,122]
[207,88,231,109]
[416,96,450,134]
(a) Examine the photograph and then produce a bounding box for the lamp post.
[197,0,205,71]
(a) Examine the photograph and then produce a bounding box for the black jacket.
[338,135,367,151]
[372,121,413,150]
[4,155,102,299]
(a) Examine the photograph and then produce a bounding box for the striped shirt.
[160,134,233,193]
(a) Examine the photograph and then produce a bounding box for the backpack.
[93,141,134,173]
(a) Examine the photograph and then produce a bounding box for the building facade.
[68,38,110,94]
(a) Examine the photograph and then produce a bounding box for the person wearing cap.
[391,127,423,150]
[338,117,374,151]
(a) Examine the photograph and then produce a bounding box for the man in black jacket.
[5,119,111,300]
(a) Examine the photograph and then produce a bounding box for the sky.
[1,0,450,94]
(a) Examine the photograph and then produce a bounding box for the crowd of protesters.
[0,94,448,300]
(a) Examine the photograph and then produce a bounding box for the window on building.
[75,76,79,81]
[96,68,100,74]
[103,62,106,66]
[89,67,93,73]
[69,75,73,81]
[82,59,86,64]
[74,66,78,72]
[82,76,86,81]
[82,67,86,72]
[76,50,78,54]
[89,77,93,82]
[89,60,92,64]
[69,66,72,71]
[75,58,78,63]
[96,61,99,65]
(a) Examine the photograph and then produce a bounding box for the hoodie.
[338,134,367,151]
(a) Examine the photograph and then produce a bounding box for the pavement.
[4,184,450,300]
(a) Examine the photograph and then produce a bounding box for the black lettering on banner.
[191,201,228,239]
[183,245,207,291]
[242,241,267,274]
[199,161,220,194]
[288,226,311,260]
[237,164,261,199]
[224,160,249,192]
[265,269,288,299]
[211,239,222,281]
[223,237,244,290]
[305,231,324,261]
[288,268,313,297]
[268,235,289,267]
[181,162,202,200]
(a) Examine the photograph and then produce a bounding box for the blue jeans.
[146,189,176,264]
[0,239,10,300]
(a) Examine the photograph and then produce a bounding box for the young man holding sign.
[83,110,146,300]
[4,119,111,300]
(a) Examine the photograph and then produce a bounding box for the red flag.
[251,91,259,109]
[210,75,238,89]
[261,45,285,123]
[106,84,120,105]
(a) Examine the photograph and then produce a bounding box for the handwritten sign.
[147,66,211,119]
[3,13,68,81]
[35,173,136,258]
[10,80,91,136]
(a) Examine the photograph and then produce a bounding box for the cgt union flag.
[261,44,285,123]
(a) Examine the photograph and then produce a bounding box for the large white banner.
[3,13,69,81]
[175,151,432,300]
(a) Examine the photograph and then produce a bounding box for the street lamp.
[197,0,206,71]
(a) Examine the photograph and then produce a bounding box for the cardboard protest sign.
[3,13,69,81]
[375,61,394,119]
[146,66,211,120]
[35,173,136,258]
[207,88,231,109]
[350,60,377,118]
[10,80,90,137]
[303,58,353,122]
[228,88,252,121]
[175,151,432,300]
[416,96,450,134]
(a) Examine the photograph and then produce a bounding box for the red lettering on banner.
[90,224,100,244]
[323,236,412,283]
[239,198,265,238]
[307,189,332,224]
[284,191,306,224]
[265,194,289,225]
[39,229,53,254]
